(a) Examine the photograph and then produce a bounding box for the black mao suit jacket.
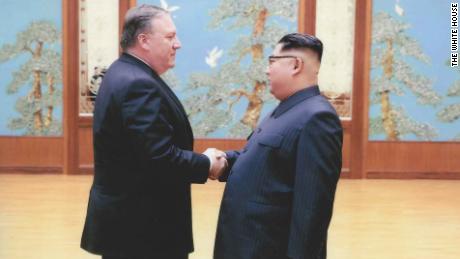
[214,86,343,259]
[81,53,210,257]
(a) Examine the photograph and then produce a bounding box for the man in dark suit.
[81,5,227,259]
[214,33,343,259]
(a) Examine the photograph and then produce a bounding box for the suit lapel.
[153,74,195,146]
[120,53,194,147]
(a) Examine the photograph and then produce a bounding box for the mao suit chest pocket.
[257,133,283,148]
[256,131,297,164]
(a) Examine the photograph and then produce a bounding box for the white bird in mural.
[395,0,404,16]
[160,0,180,12]
[205,46,224,68]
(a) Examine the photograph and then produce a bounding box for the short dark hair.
[278,33,323,62]
[120,4,167,50]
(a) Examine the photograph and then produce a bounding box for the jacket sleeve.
[121,78,210,184]
[218,150,241,182]
[218,130,253,182]
[287,112,343,259]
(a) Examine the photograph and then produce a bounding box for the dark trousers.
[102,254,188,259]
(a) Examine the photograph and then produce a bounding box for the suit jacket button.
[257,128,262,133]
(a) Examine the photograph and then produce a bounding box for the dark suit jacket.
[214,86,343,259]
[81,53,210,257]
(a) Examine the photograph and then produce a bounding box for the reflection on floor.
[0,174,459,259]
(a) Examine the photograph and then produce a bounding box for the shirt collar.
[125,51,151,69]
[271,85,320,118]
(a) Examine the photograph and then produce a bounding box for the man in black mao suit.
[214,33,343,259]
[81,5,227,259]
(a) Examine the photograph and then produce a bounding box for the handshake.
[203,148,228,180]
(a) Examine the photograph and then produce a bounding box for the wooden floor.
[0,175,459,259]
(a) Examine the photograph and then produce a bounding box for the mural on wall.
[0,0,62,136]
[437,64,460,140]
[138,0,298,137]
[369,0,460,141]
[316,0,355,118]
[79,0,119,115]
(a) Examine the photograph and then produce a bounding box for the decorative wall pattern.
[79,0,119,115]
[138,0,298,138]
[316,0,355,118]
[369,0,460,141]
[0,0,62,136]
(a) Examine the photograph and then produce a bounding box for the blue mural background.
[370,0,460,141]
[138,0,297,138]
[0,0,62,136]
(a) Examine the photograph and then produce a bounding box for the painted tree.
[183,0,297,137]
[370,12,442,140]
[0,20,62,135]
[437,64,460,140]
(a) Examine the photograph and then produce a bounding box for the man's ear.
[137,34,149,50]
[292,58,303,75]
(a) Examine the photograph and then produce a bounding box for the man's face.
[143,13,181,75]
[265,44,300,100]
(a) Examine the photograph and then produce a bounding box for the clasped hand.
[203,148,228,180]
